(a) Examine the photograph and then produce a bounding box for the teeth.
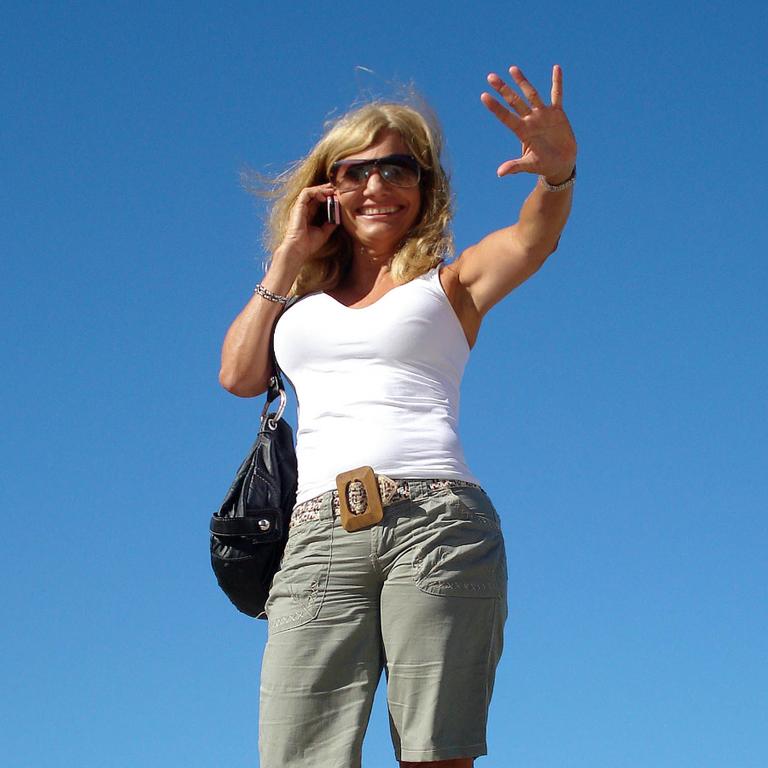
[359,207,399,215]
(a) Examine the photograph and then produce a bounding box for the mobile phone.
[326,195,340,225]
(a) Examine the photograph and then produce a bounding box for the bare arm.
[219,251,301,397]
[219,184,337,397]
[456,65,577,317]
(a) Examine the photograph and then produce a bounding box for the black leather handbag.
[209,322,298,619]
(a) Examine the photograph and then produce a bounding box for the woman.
[220,64,576,768]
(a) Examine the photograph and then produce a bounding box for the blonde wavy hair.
[261,100,454,296]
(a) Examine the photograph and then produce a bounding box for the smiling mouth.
[356,206,404,218]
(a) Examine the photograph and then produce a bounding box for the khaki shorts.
[259,480,507,767]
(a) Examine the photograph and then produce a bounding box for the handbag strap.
[264,294,303,412]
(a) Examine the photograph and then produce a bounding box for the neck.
[346,244,396,289]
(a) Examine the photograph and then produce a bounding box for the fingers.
[295,184,334,216]
[508,65,546,109]
[480,91,525,141]
[550,64,563,107]
[482,64,555,126]
[481,64,570,178]
[297,183,335,207]
[289,184,337,230]
[486,73,531,116]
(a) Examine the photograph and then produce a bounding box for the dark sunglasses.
[330,154,422,191]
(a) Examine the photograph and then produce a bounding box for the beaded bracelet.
[538,165,576,192]
[254,283,289,305]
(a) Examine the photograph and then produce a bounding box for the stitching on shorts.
[269,520,333,631]
[412,550,497,594]
[418,580,496,593]
[270,575,321,630]
[400,742,487,754]
[271,606,306,630]
[449,491,499,529]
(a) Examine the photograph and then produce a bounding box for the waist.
[294,422,476,504]
[291,476,483,529]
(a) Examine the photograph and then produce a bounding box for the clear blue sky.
[2,2,767,766]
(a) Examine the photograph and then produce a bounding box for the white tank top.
[273,266,479,504]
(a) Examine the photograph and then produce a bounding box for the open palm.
[481,65,577,182]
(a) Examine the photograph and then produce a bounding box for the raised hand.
[278,183,338,263]
[481,65,577,184]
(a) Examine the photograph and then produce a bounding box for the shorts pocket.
[412,490,507,599]
[265,518,333,634]
[447,485,501,528]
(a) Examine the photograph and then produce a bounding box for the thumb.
[496,159,534,177]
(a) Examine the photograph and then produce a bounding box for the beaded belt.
[290,476,482,529]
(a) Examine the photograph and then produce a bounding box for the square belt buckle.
[336,466,384,532]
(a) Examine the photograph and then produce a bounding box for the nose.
[362,169,386,194]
